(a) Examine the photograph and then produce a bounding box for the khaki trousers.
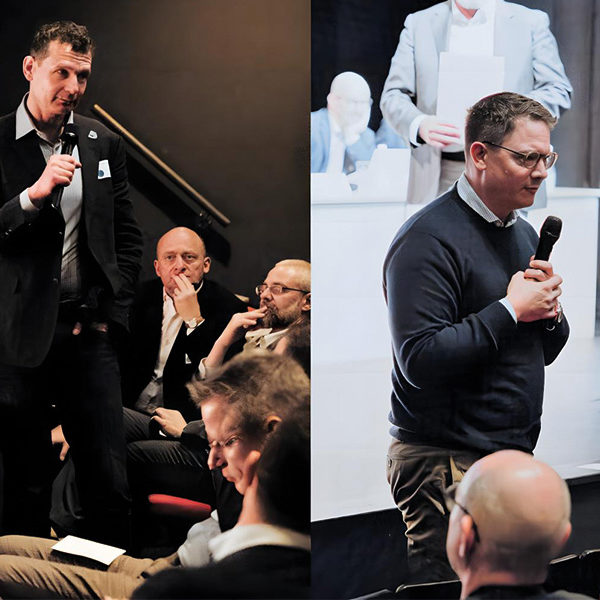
[0,535,178,598]
[386,440,481,584]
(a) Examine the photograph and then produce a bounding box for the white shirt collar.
[245,326,288,349]
[16,93,74,143]
[457,173,519,228]
[208,523,310,563]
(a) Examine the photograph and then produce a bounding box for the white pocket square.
[98,159,111,179]
[88,130,98,139]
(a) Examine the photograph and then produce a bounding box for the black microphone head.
[60,123,79,155]
[540,215,562,241]
[534,215,562,261]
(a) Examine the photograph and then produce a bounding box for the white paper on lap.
[52,535,126,566]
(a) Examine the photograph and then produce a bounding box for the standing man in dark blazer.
[0,21,142,546]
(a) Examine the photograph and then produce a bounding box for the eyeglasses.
[482,141,558,170]
[255,284,309,296]
[443,482,480,543]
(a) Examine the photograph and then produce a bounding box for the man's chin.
[261,312,285,330]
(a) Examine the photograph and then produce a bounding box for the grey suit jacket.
[0,112,142,367]
[381,0,572,205]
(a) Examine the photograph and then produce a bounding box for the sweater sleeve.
[384,229,517,389]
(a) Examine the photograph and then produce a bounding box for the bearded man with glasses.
[199,259,310,378]
[383,92,569,583]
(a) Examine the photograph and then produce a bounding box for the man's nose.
[208,447,224,470]
[532,157,548,179]
[260,286,272,300]
[64,73,80,96]
[173,256,186,272]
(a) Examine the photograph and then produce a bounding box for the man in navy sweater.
[383,92,569,583]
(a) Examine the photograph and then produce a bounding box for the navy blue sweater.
[383,188,569,453]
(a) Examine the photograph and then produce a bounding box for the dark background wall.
[0,0,310,297]
[312,0,599,189]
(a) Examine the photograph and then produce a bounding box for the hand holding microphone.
[27,123,80,208]
[507,216,564,323]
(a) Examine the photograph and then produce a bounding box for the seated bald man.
[445,450,590,600]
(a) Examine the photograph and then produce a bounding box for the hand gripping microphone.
[52,123,79,209]
[534,216,562,261]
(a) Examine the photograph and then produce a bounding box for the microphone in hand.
[52,123,79,209]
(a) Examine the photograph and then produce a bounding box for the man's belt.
[441,151,465,162]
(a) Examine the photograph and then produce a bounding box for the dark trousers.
[0,319,131,547]
[123,407,215,505]
[386,439,481,584]
[123,408,243,533]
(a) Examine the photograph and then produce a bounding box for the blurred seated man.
[0,352,309,599]
[311,72,376,174]
[50,226,246,538]
[132,400,310,599]
[445,450,590,600]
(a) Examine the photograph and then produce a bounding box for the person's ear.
[301,292,311,312]
[241,449,261,491]
[153,259,161,278]
[469,142,488,171]
[265,415,281,434]
[458,513,477,562]
[23,56,35,82]
[559,521,572,548]
[203,256,211,274]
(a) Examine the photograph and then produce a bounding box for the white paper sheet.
[449,24,494,56]
[577,463,600,472]
[52,535,126,566]
[436,52,505,146]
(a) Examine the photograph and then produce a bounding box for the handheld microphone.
[52,123,79,209]
[534,216,562,261]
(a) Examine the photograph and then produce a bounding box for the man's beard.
[258,306,296,330]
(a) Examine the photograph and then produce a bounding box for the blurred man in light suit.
[381,0,572,205]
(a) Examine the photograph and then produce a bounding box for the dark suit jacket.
[121,277,247,421]
[0,111,142,367]
[132,545,310,599]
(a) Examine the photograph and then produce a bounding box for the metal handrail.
[91,104,230,227]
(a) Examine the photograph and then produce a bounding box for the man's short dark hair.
[465,92,556,149]
[188,351,310,441]
[30,21,94,59]
[256,402,310,533]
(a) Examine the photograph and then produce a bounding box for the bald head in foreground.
[446,450,589,600]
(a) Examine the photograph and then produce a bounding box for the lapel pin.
[88,130,98,139]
